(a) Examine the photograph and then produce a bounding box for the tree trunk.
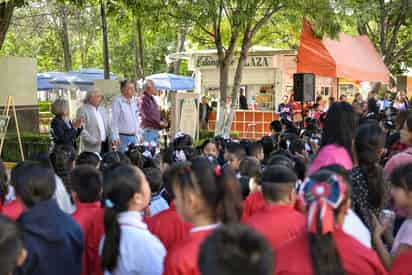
[132,35,142,79]
[100,0,110,79]
[137,17,145,78]
[222,39,250,137]
[173,28,187,74]
[215,59,230,136]
[59,5,72,71]
[0,1,15,51]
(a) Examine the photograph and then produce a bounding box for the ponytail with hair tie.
[213,166,222,177]
[300,175,347,234]
[301,171,347,275]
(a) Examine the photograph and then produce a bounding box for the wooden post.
[0,96,24,161]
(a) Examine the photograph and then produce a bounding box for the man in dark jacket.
[140,80,168,145]
[13,162,83,275]
[199,96,211,130]
[239,90,248,110]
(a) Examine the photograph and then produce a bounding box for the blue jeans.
[119,135,137,153]
[142,129,159,145]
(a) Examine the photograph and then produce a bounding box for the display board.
[0,57,37,106]
[170,92,199,140]
[94,79,120,98]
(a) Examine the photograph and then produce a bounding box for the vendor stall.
[297,19,390,99]
[181,46,296,138]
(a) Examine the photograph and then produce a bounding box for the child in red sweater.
[246,165,306,250]
[146,167,191,251]
[275,170,386,275]
[163,158,243,275]
[71,165,104,275]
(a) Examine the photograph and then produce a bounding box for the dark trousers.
[101,140,110,154]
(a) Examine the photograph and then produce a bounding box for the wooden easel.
[0,96,24,161]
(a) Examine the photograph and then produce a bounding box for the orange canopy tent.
[297,19,390,83]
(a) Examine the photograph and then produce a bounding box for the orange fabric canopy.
[297,19,390,83]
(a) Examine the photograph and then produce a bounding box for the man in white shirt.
[77,88,110,153]
[112,80,141,153]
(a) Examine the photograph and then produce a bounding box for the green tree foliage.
[339,0,412,74]
[0,0,180,78]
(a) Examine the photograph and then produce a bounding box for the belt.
[119,133,136,137]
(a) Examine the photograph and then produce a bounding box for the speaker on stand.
[293,73,315,128]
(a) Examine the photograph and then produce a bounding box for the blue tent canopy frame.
[145,73,194,91]
[37,68,118,91]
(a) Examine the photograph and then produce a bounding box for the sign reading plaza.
[196,55,272,68]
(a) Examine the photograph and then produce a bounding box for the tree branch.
[386,0,408,57]
[392,40,412,63]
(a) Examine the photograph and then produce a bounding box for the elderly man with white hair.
[76,87,110,153]
[140,79,168,145]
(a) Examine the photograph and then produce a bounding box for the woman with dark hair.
[163,157,243,275]
[352,92,365,117]
[275,170,386,275]
[366,97,380,120]
[308,102,358,175]
[101,164,165,274]
[49,144,76,194]
[349,123,389,231]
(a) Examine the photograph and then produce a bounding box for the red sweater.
[2,199,25,220]
[275,229,387,275]
[241,192,266,222]
[390,249,412,275]
[71,202,104,275]
[163,228,214,275]
[246,204,306,250]
[147,203,192,251]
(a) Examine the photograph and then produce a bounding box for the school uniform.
[102,211,166,275]
[390,249,412,275]
[241,191,266,222]
[246,204,306,250]
[15,199,83,275]
[146,202,192,251]
[149,194,170,216]
[275,228,387,275]
[2,199,24,220]
[163,224,218,275]
[72,202,105,275]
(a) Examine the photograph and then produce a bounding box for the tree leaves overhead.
[0,0,410,77]
[337,0,412,74]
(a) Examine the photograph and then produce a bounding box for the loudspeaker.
[293,73,315,102]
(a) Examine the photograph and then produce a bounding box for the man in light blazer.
[76,88,110,154]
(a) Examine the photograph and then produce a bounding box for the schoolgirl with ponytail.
[101,164,165,275]
[163,157,243,275]
[275,170,387,275]
[349,122,389,231]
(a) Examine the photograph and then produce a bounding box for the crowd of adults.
[1,86,412,275]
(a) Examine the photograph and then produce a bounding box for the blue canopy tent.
[39,68,118,92]
[37,72,63,91]
[143,73,194,91]
[49,73,93,91]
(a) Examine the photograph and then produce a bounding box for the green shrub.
[38,101,52,113]
[1,132,51,162]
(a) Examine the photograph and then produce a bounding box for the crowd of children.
[2,98,412,275]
